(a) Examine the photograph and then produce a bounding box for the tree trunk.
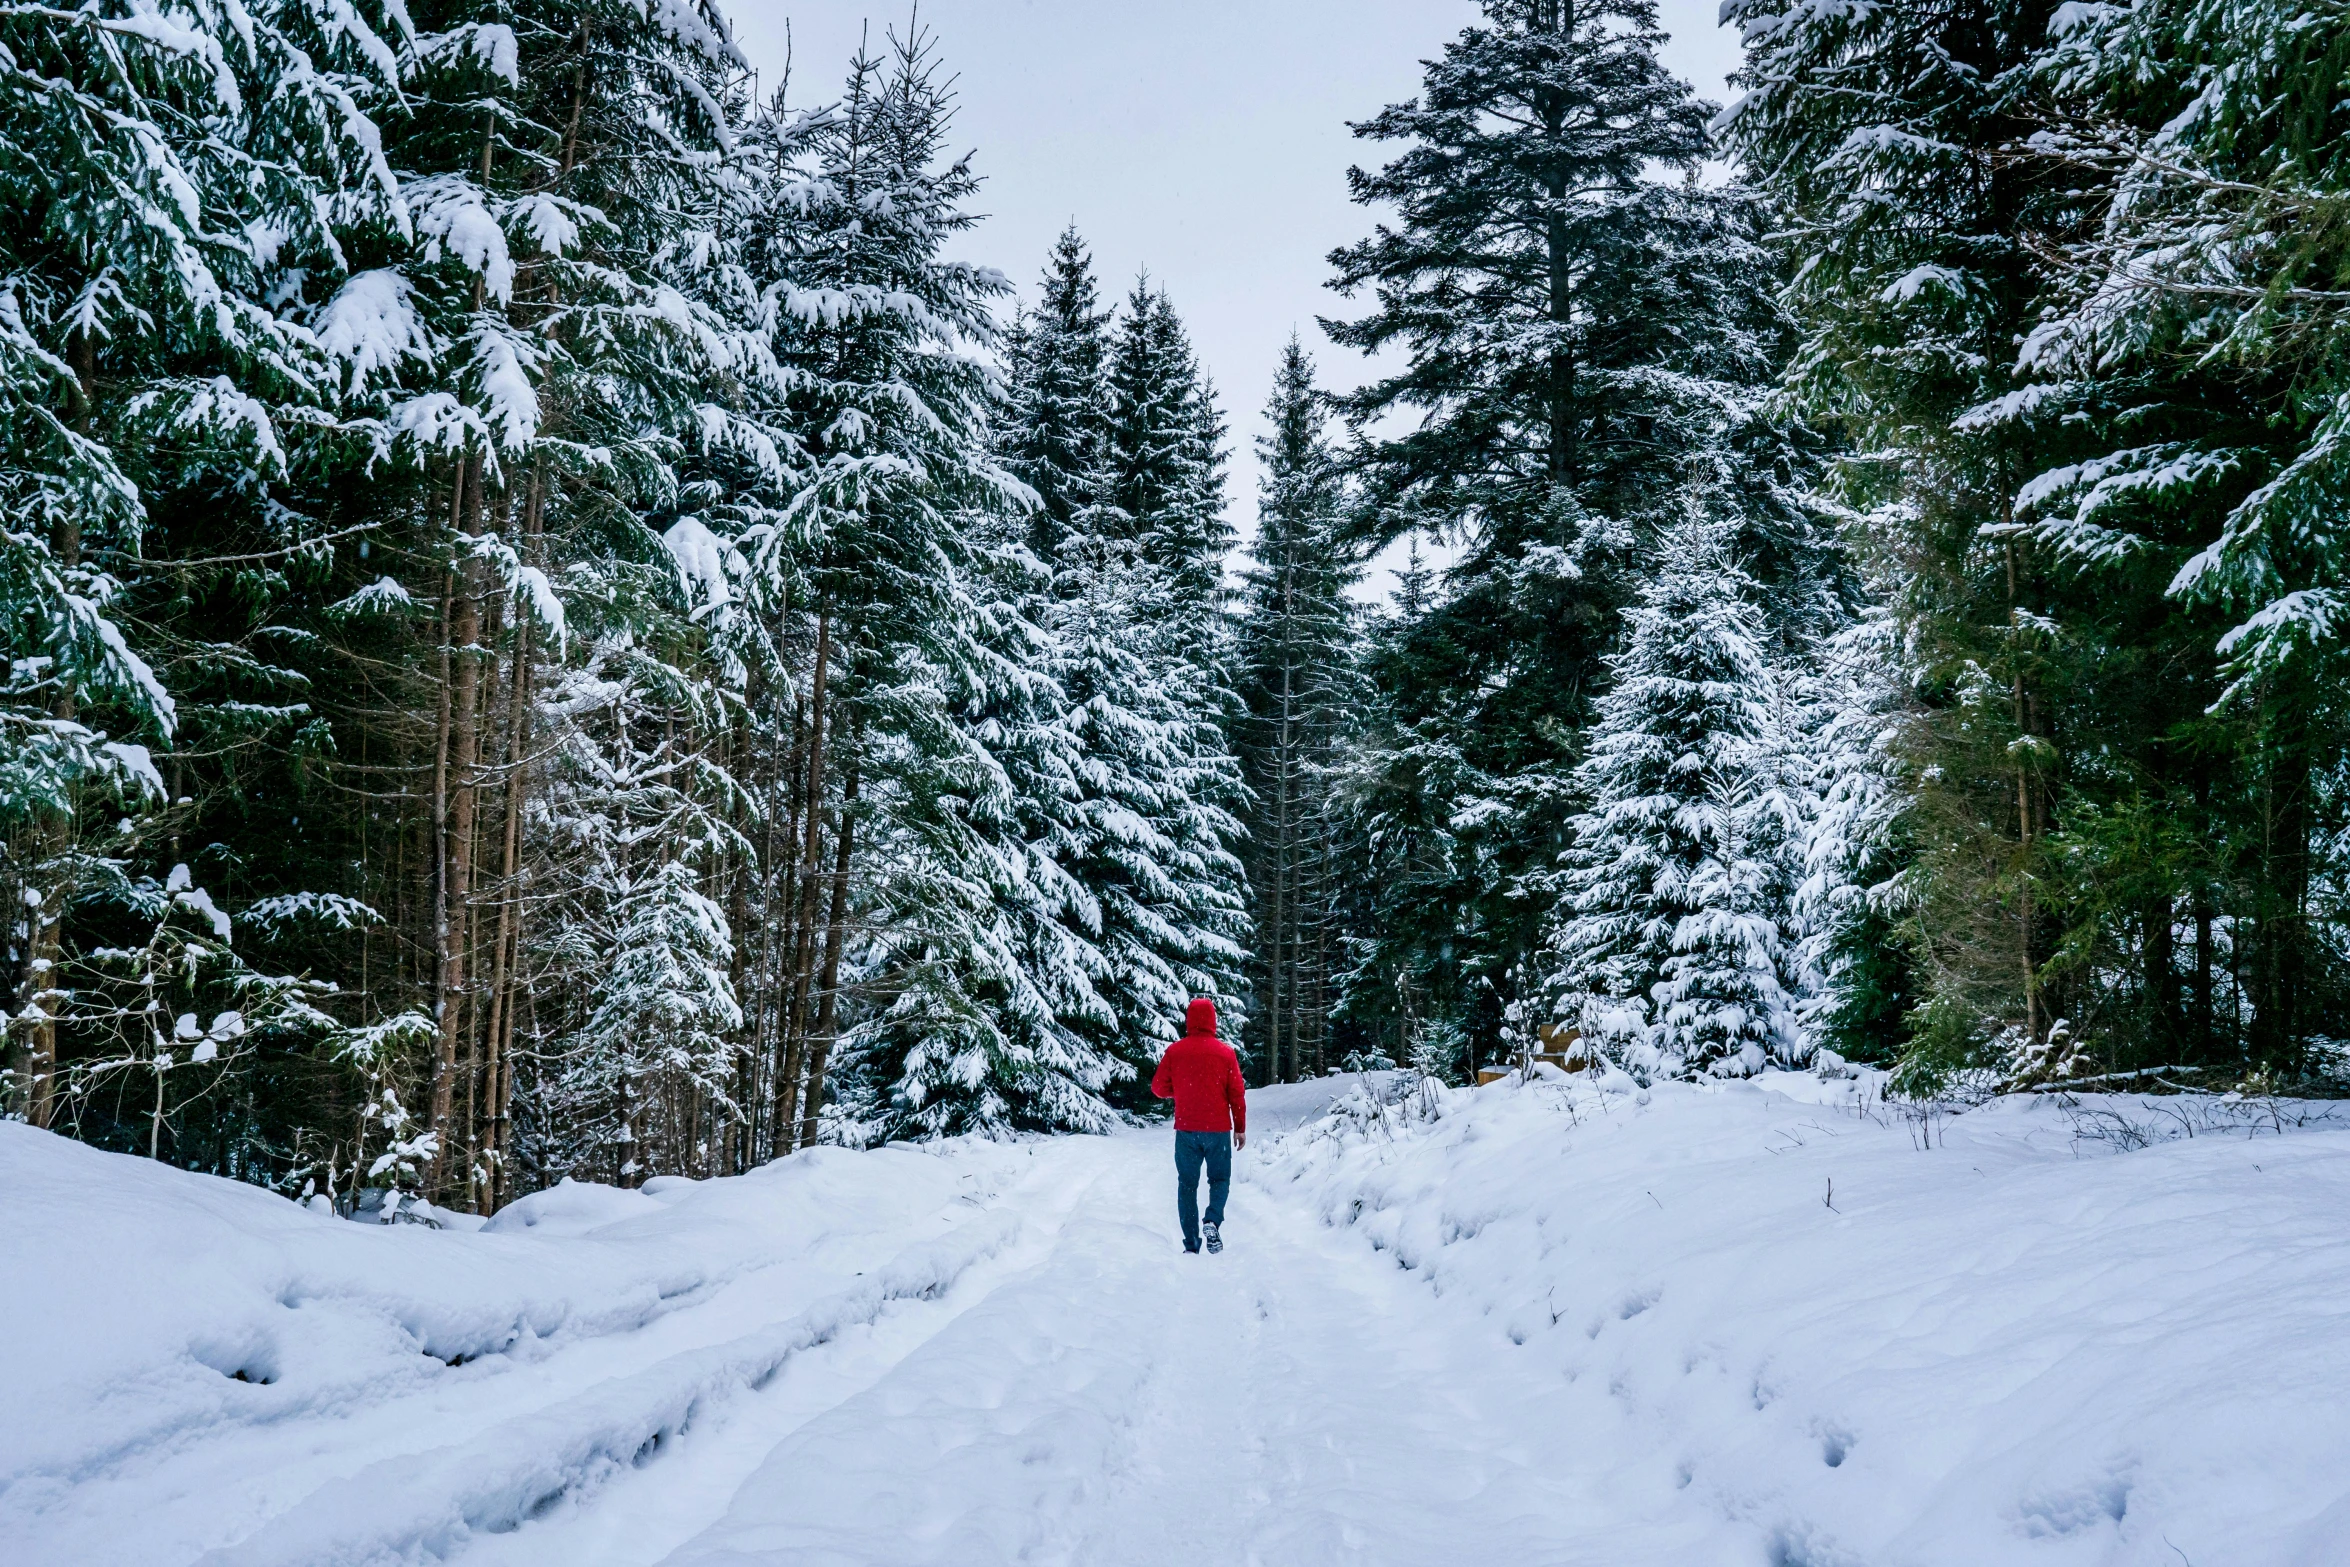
[776,609,833,1150]
[1538,1,1578,502]
[2004,524,2050,1050]
[2252,690,2312,1073]
[761,686,805,1162]
[750,681,791,1162]
[2192,885,2216,1061]
[477,613,531,1211]
[724,709,754,1174]
[799,741,861,1151]
[20,339,101,1128]
[19,886,61,1129]
[428,551,455,1172]
[431,453,486,1194]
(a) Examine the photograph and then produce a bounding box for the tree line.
[0,3,1249,1207]
[1252,0,2350,1100]
[8,0,2348,1212]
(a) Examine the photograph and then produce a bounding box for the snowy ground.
[6,1070,2348,1566]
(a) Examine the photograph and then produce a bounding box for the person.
[1150,997,1247,1254]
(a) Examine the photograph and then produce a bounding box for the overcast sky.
[725,2,1746,595]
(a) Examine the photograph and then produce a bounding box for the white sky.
[724,2,1746,598]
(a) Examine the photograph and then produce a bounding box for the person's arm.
[1150,1049,1174,1101]
[1226,1050,1247,1146]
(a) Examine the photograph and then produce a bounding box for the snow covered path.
[11,1073,2350,1566]
[4,1111,1613,1567]
[561,1129,1620,1567]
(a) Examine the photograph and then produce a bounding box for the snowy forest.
[9,0,2350,1213]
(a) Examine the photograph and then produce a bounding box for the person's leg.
[1203,1131,1232,1229]
[1174,1132,1204,1249]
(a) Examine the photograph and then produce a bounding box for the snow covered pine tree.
[1540,509,1800,1081]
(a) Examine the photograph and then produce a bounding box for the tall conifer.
[1235,339,1362,1082]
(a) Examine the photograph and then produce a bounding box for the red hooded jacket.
[1151,998,1247,1134]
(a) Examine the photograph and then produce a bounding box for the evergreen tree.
[1722,0,2350,1086]
[559,858,744,1184]
[372,0,750,1199]
[1539,509,1794,1080]
[1000,225,1110,567]
[1329,595,1476,1075]
[0,5,1286,1185]
[991,234,1252,1091]
[888,501,1130,1138]
[1104,280,1234,629]
[1,0,415,1140]
[758,27,1077,1141]
[2007,0,2350,1077]
[1096,282,1252,1080]
[1235,339,1363,1082]
[1042,531,1249,1096]
[1721,0,2068,1083]
[1792,613,1914,1064]
[1323,0,1794,1065]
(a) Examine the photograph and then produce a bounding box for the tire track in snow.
[192,1149,1119,1567]
[651,1144,1192,1566]
[456,1145,1126,1567]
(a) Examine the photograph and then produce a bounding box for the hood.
[1184,997,1218,1038]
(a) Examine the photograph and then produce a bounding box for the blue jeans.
[1174,1130,1231,1248]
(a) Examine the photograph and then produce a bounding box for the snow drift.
[1253,1069,2350,1566]
[5,1072,2347,1566]
[0,1128,1030,1567]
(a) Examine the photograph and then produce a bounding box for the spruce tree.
[1235,339,1363,1082]
[760,27,1077,1141]
[1721,0,2350,1084]
[2008,0,2350,1075]
[1000,225,1111,567]
[1104,281,1234,628]
[1539,509,1794,1080]
[1040,530,1249,1097]
[1792,614,1914,1064]
[1323,0,1790,1065]
[1,0,415,1141]
[991,234,1252,1089]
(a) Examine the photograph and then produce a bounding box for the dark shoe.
[1183,1240,1201,1254]
[1204,1222,1222,1254]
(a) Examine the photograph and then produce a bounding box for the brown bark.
[430,454,487,1193]
[476,610,531,1210]
[461,598,500,1199]
[776,610,834,1151]
[20,339,101,1127]
[748,702,787,1163]
[798,743,860,1151]
[18,891,61,1129]
[760,687,805,1162]
[718,722,744,1174]
[428,541,455,1163]
[489,464,547,1210]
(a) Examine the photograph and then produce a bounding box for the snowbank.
[9,1079,2347,1567]
[1243,1068,1413,1135]
[0,1126,1032,1567]
[1250,1069,2350,1566]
